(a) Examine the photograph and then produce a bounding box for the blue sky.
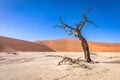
[0,0,120,42]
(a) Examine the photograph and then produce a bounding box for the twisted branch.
[77,7,98,31]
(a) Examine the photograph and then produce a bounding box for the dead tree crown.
[55,7,97,63]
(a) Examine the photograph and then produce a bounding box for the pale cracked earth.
[0,52,120,80]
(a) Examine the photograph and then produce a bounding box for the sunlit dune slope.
[0,36,54,52]
[36,38,120,52]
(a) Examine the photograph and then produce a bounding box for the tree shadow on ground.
[96,60,120,64]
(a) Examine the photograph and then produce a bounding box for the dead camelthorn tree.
[55,8,98,63]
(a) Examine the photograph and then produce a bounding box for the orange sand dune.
[0,36,54,52]
[0,36,120,52]
[36,38,120,52]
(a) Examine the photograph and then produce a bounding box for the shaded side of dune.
[36,38,120,52]
[0,36,54,52]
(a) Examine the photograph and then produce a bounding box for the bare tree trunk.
[78,31,91,63]
[81,38,91,62]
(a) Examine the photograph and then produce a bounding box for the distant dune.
[0,36,120,52]
[36,38,120,52]
[0,36,54,52]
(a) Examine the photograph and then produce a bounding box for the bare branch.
[54,25,74,33]
[54,25,64,28]
[75,22,81,29]
[79,22,85,31]
[79,20,98,31]
[76,8,93,30]
[65,29,73,33]
[68,32,78,37]
[86,20,98,28]
[82,7,93,19]
[59,16,76,30]
[79,7,98,31]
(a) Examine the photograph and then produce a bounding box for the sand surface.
[0,52,120,80]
